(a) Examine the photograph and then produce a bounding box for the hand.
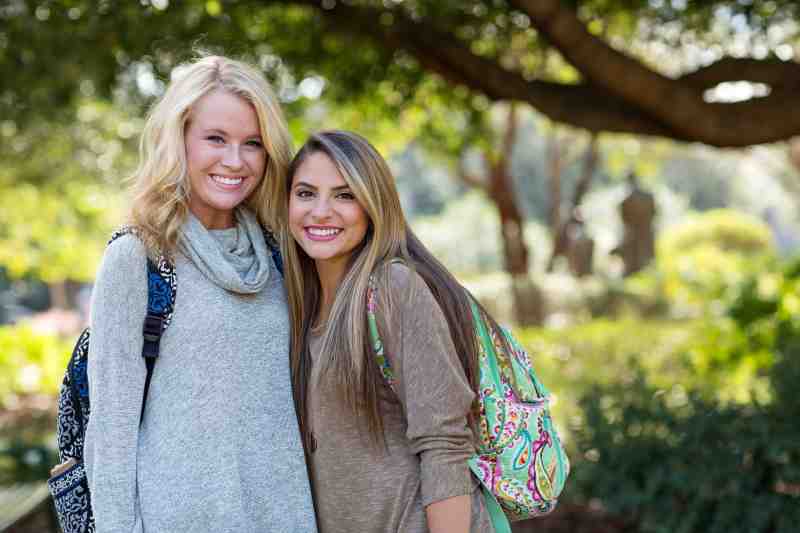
[50,458,77,477]
[426,494,471,533]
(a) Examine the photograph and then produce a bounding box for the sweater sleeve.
[84,234,148,533]
[381,264,477,508]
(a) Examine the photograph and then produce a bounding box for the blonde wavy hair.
[285,131,487,448]
[129,54,292,257]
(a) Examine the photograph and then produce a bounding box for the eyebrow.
[294,181,351,192]
[204,128,262,139]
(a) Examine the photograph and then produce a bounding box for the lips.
[210,174,246,189]
[305,226,342,241]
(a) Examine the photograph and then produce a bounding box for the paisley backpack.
[366,277,570,533]
[48,226,282,533]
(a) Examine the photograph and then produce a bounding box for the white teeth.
[211,174,243,185]
[308,227,341,237]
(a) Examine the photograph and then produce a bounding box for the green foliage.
[0,183,116,283]
[3,0,797,141]
[654,209,775,313]
[659,209,773,256]
[0,326,70,483]
[561,258,800,533]
[515,315,770,441]
[0,325,72,406]
[0,98,130,282]
[0,415,56,484]
[572,376,799,533]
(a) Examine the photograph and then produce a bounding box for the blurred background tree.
[3,0,800,143]
[2,1,800,531]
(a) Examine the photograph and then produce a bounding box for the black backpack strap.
[139,254,176,422]
[108,226,177,424]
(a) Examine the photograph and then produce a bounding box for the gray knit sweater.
[84,211,317,533]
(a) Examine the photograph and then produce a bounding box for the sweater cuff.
[421,460,475,507]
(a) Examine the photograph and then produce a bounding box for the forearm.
[426,494,471,533]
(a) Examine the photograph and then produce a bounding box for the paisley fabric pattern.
[366,279,569,523]
[466,299,569,520]
[49,460,95,533]
[50,227,176,533]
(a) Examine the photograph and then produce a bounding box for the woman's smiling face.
[184,89,266,229]
[289,152,369,273]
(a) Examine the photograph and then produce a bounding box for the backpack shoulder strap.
[107,226,177,422]
[366,274,396,390]
[260,225,284,278]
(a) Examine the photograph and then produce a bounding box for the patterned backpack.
[48,226,282,533]
[47,227,177,533]
[366,278,570,533]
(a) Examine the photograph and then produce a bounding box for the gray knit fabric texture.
[84,212,317,533]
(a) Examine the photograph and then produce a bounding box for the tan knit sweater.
[307,264,494,533]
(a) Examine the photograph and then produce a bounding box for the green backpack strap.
[366,274,396,390]
[482,485,512,533]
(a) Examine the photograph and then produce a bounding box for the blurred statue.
[615,172,656,276]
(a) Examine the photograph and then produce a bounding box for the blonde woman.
[83,56,317,532]
[285,130,495,532]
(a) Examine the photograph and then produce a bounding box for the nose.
[221,144,244,170]
[310,197,332,220]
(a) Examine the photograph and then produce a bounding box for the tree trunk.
[545,132,565,272]
[547,134,599,274]
[486,163,544,326]
[487,105,544,326]
[458,104,545,325]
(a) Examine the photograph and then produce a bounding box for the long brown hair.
[284,130,504,449]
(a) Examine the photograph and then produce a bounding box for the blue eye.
[207,135,224,143]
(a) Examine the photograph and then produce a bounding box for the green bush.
[516,314,769,442]
[571,376,799,533]
[0,325,72,406]
[653,209,775,314]
[0,325,71,483]
[658,209,773,256]
[562,258,800,533]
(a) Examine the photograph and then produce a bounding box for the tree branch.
[508,0,800,146]
[680,57,800,91]
[281,0,800,146]
[289,0,674,136]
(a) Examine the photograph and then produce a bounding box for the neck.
[315,257,349,324]
[192,207,237,230]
